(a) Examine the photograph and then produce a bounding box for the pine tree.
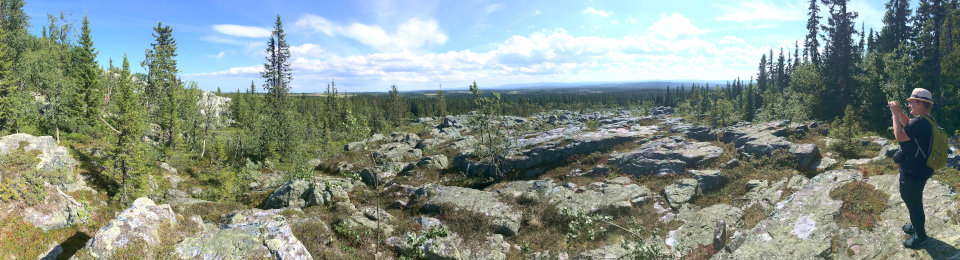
[261,15,293,158]
[388,84,402,126]
[75,15,102,130]
[820,0,859,119]
[0,21,17,133]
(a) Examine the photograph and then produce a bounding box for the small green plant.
[403,224,450,259]
[563,208,611,241]
[585,119,601,130]
[830,106,866,159]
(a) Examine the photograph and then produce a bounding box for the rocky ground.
[4,107,960,259]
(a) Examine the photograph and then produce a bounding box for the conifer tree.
[914,0,947,106]
[437,84,447,117]
[878,0,913,53]
[112,54,148,203]
[143,22,182,150]
[75,15,102,130]
[806,0,822,65]
[0,22,17,133]
[261,15,293,158]
[821,0,859,119]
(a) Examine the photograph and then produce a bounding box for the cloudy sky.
[24,0,892,93]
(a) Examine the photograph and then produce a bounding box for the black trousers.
[900,176,929,238]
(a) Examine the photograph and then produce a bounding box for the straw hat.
[907,88,934,104]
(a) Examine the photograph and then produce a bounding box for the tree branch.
[99,115,121,135]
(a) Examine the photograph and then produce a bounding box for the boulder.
[789,143,821,170]
[197,91,232,128]
[610,136,723,176]
[0,133,75,180]
[338,206,395,237]
[21,186,88,231]
[417,154,449,170]
[373,142,422,163]
[175,209,312,260]
[688,169,724,192]
[84,198,176,258]
[263,177,359,209]
[417,185,522,236]
[664,178,698,208]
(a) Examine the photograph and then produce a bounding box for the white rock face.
[0,133,75,175]
[85,198,177,258]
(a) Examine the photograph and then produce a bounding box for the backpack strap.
[913,115,935,159]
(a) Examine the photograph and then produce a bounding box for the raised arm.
[889,101,911,142]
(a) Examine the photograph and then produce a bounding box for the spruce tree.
[261,15,293,158]
[878,0,913,53]
[820,0,859,119]
[112,54,148,203]
[0,22,17,133]
[914,0,947,106]
[437,84,447,117]
[805,0,822,65]
[75,15,102,130]
[143,22,182,151]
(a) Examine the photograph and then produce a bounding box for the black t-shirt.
[898,116,934,180]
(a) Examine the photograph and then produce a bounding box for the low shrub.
[829,180,888,231]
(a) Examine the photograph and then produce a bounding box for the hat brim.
[907,97,934,104]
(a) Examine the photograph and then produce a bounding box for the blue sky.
[24,0,893,93]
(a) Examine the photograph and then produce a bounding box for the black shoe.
[903,223,915,234]
[904,234,928,249]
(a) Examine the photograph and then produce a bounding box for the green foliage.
[829,180,889,231]
[402,224,450,259]
[74,15,102,131]
[261,15,294,159]
[563,209,611,242]
[143,22,183,151]
[0,147,45,205]
[829,106,866,159]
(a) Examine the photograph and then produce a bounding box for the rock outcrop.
[496,177,653,215]
[175,208,312,259]
[84,198,176,258]
[609,136,723,176]
[415,185,522,236]
[263,177,360,209]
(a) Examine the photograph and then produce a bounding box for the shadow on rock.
[920,237,959,259]
[57,231,92,259]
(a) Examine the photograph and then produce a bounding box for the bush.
[830,107,866,159]
[829,180,888,231]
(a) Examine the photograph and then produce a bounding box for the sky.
[23,0,897,93]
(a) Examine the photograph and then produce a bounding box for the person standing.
[887,88,936,249]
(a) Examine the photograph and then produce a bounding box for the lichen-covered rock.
[263,177,359,209]
[387,231,509,260]
[0,133,75,180]
[664,178,698,208]
[417,185,522,236]
[417,154,449,170]
[373,142,423,163]
[789,143,821,170]
[21,186,88,231]
[666,204,743,255]
[175,208,311,260]
[496,179,652,215]
[609,136,722,176]
[689,169,724,192]
[85,198,176,258]
[338,206,396,237]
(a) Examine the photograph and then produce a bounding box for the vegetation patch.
[829,180,888,231]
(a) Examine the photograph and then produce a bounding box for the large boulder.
[416,185,522,236]
[609,136,723,176]
[175,209,312,260]
[664,178,698,208]
[388,228,509,260]
[197,91,232,128]
[0,133,75,178]
[373,142,422,163]
[84,198,176,258]
[21,186,88,231]
[263,177,359,209]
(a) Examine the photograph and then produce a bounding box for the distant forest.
[0,0,958,200]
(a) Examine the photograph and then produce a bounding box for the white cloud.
[202,35,241,45]
[486,3,503,14]
[211,24,272,38]
[295,14,447,52]
[715,0,804,22]
[195,13,764,92]
[583,7,612,17]
[535,9,542,16]
[213,51,226,59]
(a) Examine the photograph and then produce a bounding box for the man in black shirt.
[888,88,935,249]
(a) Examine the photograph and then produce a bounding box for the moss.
[829,180,889,231]
[177,201,246,224]
[741,203,770,229]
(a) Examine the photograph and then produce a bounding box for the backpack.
[914,115,949,170]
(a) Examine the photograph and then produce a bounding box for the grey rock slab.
[664,178,698,208]
[0,133,76,181]
[689,169,724,192]
[21,186,87,231]
[666,204,743,255]
[609,136,722,176]
[175,208,312,260]
[85,198,176,259]
[495,179,653,215]
[388,231,509,260]
[418,185,522,236]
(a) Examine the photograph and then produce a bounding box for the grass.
[689,149,800,208]
[829,180,889,231]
